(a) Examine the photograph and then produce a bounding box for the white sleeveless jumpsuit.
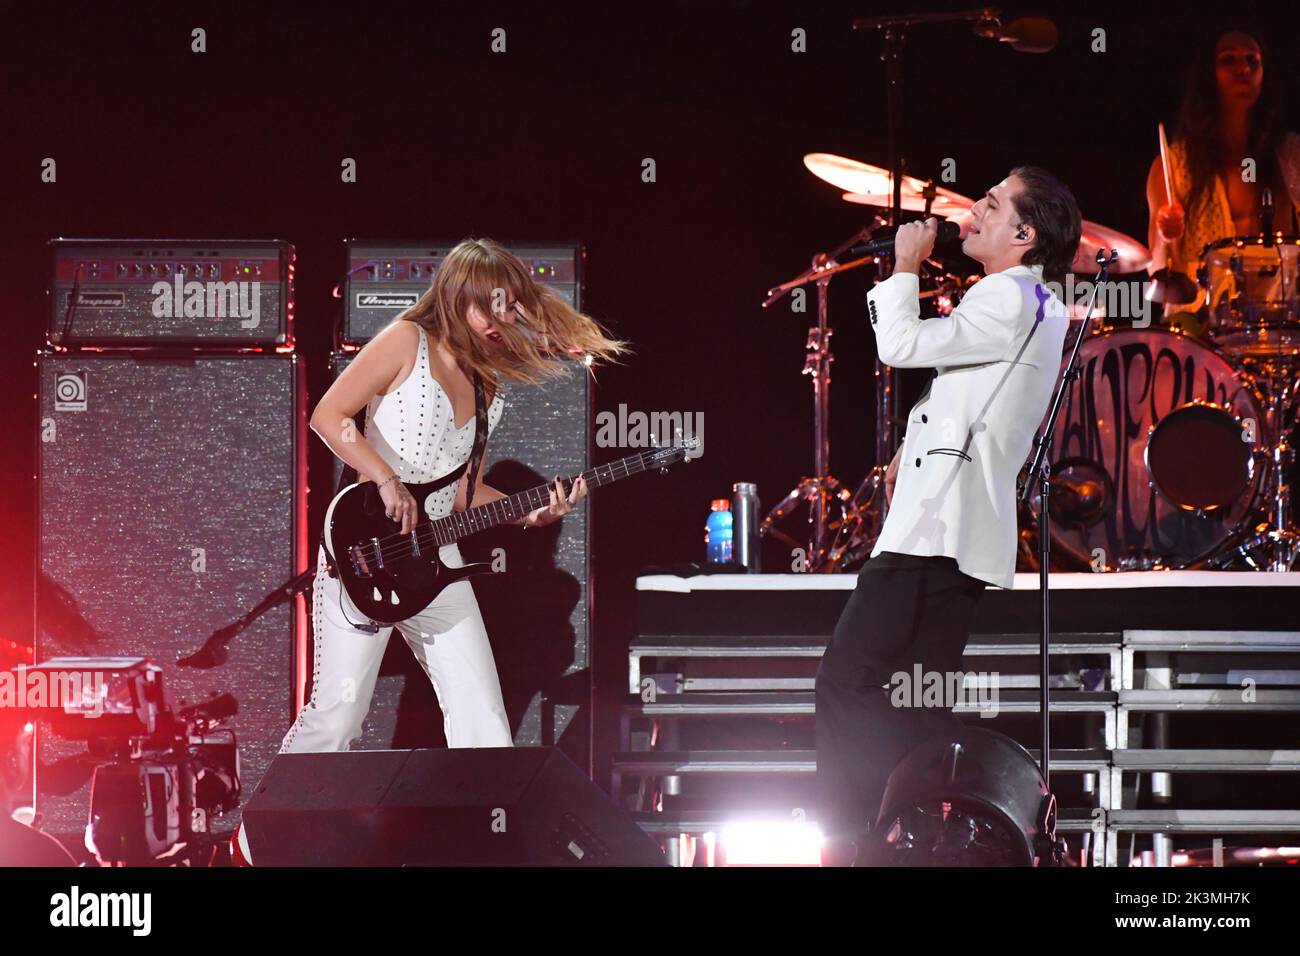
[278,326,512,753]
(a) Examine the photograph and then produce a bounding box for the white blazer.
[867,263,1069,589]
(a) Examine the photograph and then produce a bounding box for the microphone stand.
[1019,247,1116,861]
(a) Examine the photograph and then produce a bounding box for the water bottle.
[705,499,733,564]
[732,482,760,572]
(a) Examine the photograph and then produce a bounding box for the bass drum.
[1031,327,1266,570]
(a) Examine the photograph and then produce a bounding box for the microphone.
[849,220,961,257]
[974,15,1058,54]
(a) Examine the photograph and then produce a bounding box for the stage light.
[717,820,823,866]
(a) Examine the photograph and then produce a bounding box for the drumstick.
[1158,122,1173,205]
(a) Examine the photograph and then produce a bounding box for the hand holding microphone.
[848,217,959,276]
[892,217,942,275]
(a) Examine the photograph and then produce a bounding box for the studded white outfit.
[279,326,510,754]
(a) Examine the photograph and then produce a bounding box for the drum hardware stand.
[760,225,881,570]
[1021,248,1116,864]
[1221,367,1300,571]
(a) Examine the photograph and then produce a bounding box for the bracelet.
[376,474,401,492]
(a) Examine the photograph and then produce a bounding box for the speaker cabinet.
[34,352,307,836]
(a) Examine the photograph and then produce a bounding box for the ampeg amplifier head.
[340,240,581,347]
[48,239,294,348]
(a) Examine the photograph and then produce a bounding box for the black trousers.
[815,550,987,845]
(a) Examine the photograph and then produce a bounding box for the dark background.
[4,1,1297,790]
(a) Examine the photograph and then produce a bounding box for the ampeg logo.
[54,372,87,412]
[356,292,420,309]
[63,291,126,309]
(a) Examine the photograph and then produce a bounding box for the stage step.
[625,690,1117,717]
[611,748,1111,775]
[1125,630,1300,652]
[1106,809,1300,833]
[629,807,1100,836]
[631,631,1121,654]
[630,632,1122,691]
[1118,689,1300,712]
[1112,749,1300,771]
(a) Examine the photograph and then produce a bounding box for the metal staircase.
[616,628,1300,866]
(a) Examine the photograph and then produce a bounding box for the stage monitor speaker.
[34,352,308,837]
[241,747,664,866]
[326,341,592,772]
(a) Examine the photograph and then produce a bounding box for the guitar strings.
[359,454,646,564]
[352,447,680,568]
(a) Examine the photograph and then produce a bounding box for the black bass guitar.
[324,440,697,624]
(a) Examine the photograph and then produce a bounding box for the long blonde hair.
[398,239,629,394]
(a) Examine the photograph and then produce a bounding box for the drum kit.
[761,153,1300,574]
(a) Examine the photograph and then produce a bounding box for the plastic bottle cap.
[710,499,731,511]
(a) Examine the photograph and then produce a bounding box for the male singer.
[816,166,1081,865]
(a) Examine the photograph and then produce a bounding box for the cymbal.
[804,153,974,217]
[803,153,894,194]
[806,153,1151,272]
[841,192,974,220]
[1072,221,1151,274]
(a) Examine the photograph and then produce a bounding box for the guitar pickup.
[350,543,374,578]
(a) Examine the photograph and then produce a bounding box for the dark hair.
[1174,25,1286,227]
[1007,165,1082,285]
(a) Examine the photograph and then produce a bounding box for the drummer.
[1145,28,1300,336]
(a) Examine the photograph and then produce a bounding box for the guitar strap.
[463,370,489,505]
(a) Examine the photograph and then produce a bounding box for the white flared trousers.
[277,543,514,753]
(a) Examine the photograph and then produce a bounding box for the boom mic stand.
[1020,248,1116,855]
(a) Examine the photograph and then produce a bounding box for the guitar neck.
[428,448,669,545]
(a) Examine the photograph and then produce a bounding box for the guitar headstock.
[647,426,702,471]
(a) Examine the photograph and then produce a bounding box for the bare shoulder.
[329,319,421,403]
[369,318,422,354]
[352,320,420,374]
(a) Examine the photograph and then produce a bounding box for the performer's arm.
[310,320,414,484]
[1146,153,1184,274]
[868,269,1023,369]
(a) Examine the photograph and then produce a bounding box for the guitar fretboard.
[411,446,683,550]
